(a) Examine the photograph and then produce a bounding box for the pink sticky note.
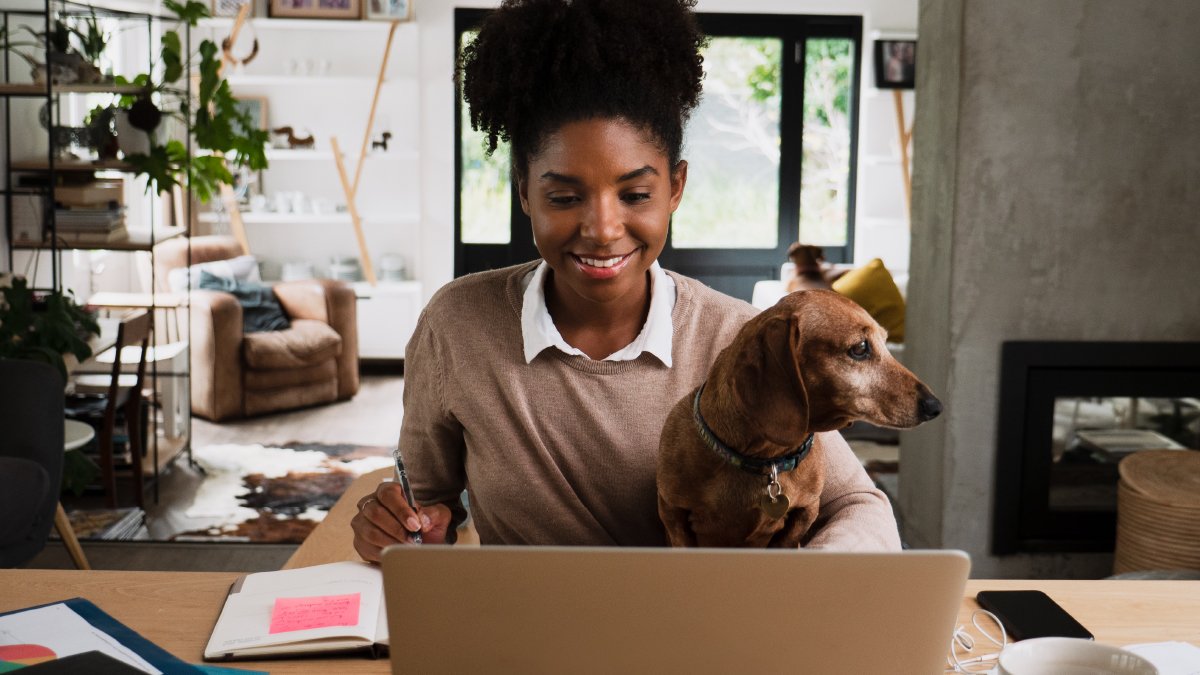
[269,593,361,634]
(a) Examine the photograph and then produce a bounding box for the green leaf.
[161,30,182,84]
[62,449,100,497]
[165,0,210,27]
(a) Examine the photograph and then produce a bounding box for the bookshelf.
[0,1,193,505]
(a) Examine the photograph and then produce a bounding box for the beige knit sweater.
[401,261,900,550]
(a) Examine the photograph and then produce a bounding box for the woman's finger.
[374,482,424,534]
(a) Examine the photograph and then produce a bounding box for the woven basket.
[1113,450,1200,575]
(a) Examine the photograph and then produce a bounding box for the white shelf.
[200,17,413,32]
[264,149,417,162]
[227,75,392,86]
[198,211,418,225]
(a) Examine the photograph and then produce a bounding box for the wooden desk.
[1,570,1197,673]
[958,579,1200,646]
[5,474,1197,672]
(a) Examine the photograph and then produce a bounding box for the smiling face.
[518,117,687,316]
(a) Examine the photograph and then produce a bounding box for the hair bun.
[459,0,706,174]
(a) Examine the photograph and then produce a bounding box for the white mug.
[998,638,1157,675]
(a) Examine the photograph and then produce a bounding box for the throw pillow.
[197,270,291,333]
[831,258,906,343]
[167,255,261,294]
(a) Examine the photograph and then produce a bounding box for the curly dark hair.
[458,0,707,178]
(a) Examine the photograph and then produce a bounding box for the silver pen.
[392,448,422,544]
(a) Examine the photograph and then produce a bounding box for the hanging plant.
[113,0,268,201]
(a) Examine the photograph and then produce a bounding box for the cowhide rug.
[173,442,394,544]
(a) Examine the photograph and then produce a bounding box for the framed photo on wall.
[365,0,410,21]
[234,96,269,131]
[269,0,362,20]
[212,0,252,17]
[874,40,917,89]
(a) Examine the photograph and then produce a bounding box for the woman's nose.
[580,194,623,245]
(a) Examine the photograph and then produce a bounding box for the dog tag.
[760,494,791,520]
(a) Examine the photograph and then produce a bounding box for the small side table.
[57,420,94,570]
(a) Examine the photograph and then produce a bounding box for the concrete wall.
[901,0,1200,577]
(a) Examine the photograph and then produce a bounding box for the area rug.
[172,442,394,544]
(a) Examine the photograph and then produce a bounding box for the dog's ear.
[730,313,810,446]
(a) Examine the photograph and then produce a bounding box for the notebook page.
[206,562,383,656]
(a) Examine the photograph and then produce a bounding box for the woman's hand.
[351,481,453,562]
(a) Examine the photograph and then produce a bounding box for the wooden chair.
[71,310,151,509]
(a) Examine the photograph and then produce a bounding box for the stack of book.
[51,507,147,541]
[53,179,128,245]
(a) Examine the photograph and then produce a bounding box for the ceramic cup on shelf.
[997,638,1157,675]
[380,254,406,282]
[290,192,309,215]
[281,261,314,282]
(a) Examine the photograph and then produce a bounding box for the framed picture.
[873,40,917,89]
[365,0,410,21]
[234,96,269,131]
[269,0,362,20]
[212,0,252,18]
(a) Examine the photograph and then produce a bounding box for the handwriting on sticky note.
[269,593,361,634]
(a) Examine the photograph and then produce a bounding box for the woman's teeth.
[580,255,623,268]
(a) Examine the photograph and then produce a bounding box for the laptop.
[382,546,970,674]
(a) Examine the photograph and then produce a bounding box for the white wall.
[414,0,918,303]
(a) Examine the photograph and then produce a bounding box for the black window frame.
[454,9,863,301]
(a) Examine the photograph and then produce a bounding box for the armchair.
[155,236,359,421]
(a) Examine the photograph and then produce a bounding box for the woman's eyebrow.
[539,165,659,184]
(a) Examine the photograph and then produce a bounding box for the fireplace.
[992,341,1200,554]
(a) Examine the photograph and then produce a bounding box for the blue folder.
[0,597,202,675]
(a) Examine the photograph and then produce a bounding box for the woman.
[351,0,900,560]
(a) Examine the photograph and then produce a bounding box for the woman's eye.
[623,192,651,204]
[548,195,579,206]
[848,340,871,360]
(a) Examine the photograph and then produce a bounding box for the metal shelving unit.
[1,0,193,502]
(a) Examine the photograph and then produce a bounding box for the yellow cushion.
[831,258,905,342]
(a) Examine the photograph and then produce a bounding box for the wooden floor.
[191,374,405,447]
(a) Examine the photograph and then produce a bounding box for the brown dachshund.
[656,290,941,547]
[785,243,833,293]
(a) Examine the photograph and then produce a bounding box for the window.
[454,11,862,300]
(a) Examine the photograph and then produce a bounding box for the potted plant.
[0,11,107,85]
[113,0,269,201]
[0,275,100,381]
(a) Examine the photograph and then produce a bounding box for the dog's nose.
[917,391,943,422]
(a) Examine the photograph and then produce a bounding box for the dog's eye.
[848,340,871,361]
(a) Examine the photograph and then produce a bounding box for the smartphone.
[975,590,1093,641]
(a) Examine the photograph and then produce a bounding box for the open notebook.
[204,561,388,660]
[383,547,971,674]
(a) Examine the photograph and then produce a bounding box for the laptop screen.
[383,546,969,674]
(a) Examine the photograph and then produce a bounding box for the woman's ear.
[516,171,532,216]
[669,159,688,213]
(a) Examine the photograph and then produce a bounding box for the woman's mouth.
[573,252,634,280]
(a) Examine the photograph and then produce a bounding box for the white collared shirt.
[521,260,676,366]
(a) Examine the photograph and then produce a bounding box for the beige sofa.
[155,236,359,421]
